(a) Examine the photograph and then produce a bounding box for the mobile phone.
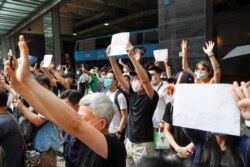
[8,49,15,70]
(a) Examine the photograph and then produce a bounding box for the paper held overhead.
[153,49,168,61]
[173,84,240,136]
[42,54,53,68]
[110,32,130,56]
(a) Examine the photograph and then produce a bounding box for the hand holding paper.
[42,54,53,68]
[110,32,130,56]
[153,49,168,61]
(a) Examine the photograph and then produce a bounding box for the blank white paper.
[153,49,168,61]
[173,84,240,136]
[110,32,130,56]
[42,54,53,67]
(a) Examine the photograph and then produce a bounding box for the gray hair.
[79,93,117,125]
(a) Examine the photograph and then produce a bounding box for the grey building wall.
[158,0,213,76]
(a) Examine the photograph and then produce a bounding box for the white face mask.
[131,80,142,92]
[151,76,156,85]
[76,71,81,75]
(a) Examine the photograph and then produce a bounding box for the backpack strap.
[114,89,123,113]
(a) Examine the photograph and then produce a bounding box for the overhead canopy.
[0,0,64,37]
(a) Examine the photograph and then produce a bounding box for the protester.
[162,71,195,161]
[147,65,170,131]
[96,66,109,93]
[5,35,126,167]
[104,70,128,142]
[107,42,159,167]
[182,40,221,84]
[0,87,24,167]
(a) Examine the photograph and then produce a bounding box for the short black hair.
[64,72,75,81]
[60,89,82,105]
[174,71,194,83]
[34,75,50,88]
[148,65,162,74]
[130,70,152,81]
[0,88,8,107]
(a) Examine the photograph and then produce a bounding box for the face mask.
[131,80,142,92]
[196,72,207,80]
[151,76,156,85]
[76,71,81,75]
[104,79,113,89]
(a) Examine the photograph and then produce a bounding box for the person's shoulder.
[104,135,126,166]
[105,135,126,152]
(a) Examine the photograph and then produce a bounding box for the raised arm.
[13,98,46,127]
[202,41,221,83]
[163,59,172,79]
[5,35,109,159]
[107,45,130,93]
[127,43,155,99]
[181,40,195,78]
[40,65,57,87]
[49,64,70,89]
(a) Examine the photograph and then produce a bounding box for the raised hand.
[126,42,135,57]
[181,40,188,52]
[134,48,141,61]
[233,81,250,120]
[4,35,32,91]
[106,45,111,57]
[203,41,214,56]
[30,63,37,73]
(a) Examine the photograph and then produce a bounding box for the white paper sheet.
[153,49,168,61]
[110,32,130,56]
[173,84,240,136]
[42,54,53,67]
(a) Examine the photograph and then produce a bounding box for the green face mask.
[104,79,113,89]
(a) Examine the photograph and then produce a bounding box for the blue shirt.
[32,121,60,152]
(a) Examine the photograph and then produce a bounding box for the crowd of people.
[0,35,250,167]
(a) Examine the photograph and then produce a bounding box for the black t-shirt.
[76,135,126,167]
[126,89,159,142]
[163,102,191,147]
[0,112,24,167]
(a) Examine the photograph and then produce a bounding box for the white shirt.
[152,81,171,128]
[106,89,128,133]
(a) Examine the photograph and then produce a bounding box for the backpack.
[19,109,47,144]
[114,89,130,113]
[0,146,6,167]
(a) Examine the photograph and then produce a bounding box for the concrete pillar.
[0,37,10,62]
[44,8,61,65]
[52,8,61,65]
